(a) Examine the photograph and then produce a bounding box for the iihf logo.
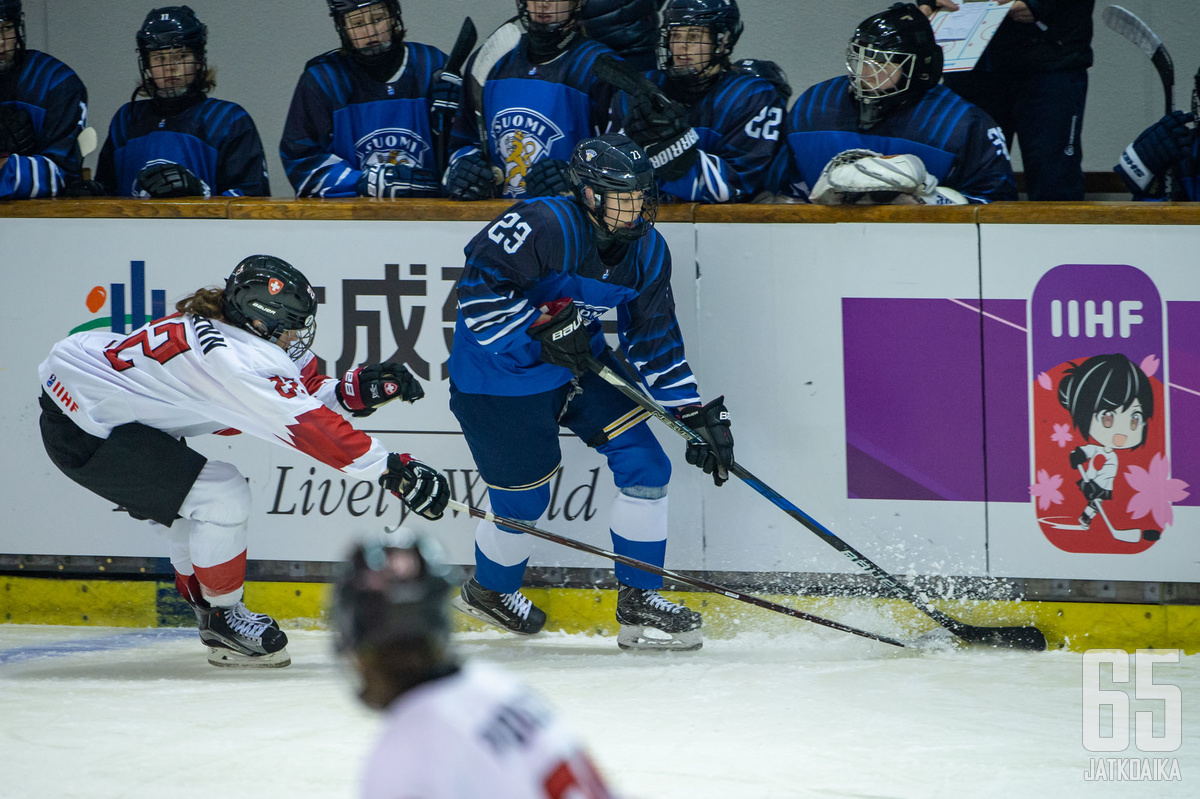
[491,108,565,196]
[355,128,429,168]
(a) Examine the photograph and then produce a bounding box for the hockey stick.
[1102,6,1174,117]
[1103,5,1178,197]
[434,17,477,177]
[593,52,665,102]
[466,18,522,189]
[584,354,1048,651]
[447,499,906,648]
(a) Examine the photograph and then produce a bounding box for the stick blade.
[955,623,1048,651]
[1102,5,1163,59]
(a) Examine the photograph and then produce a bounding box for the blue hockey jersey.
[612,69,784,203]
[95,96,269,197]
[450,197,700,408]
[280,42,447,198]
[769,77,1017,203]
[0,50,87,199]
[451,36,618,199]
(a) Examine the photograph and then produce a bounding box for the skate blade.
[206,646,292,669]
[617,624,702,652]
[450,595,541,636]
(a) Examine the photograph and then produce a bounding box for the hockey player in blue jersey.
[94,6,269,198]
[1114,67,1199,202]
[0,0,88,199]
[444,0,627,201]
[611,0,785,203]
[280,1,461,199]
[768,3,1016,205]
[448,134,735,651]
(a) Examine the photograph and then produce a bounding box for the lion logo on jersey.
[491,108,565,196]
[355,128,430,169]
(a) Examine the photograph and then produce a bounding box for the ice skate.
[451,577,546,635]
[615,585,703,652]
[199,602,291,668]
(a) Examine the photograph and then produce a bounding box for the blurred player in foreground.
[333,533,618,798]
[38,254,447,668]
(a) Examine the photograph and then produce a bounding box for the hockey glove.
[625,92,699,182]
[443,150,497,201]
[0,103,36,155]
[60,178,108,197]
[338,361,424,417]
[429,68,463,116]
[527,297,592,376]
[380,453,449,521]
[1068,446,1088,469]
[524,157,572,197]
[357,162,440,198]
[677,397,734,487]
[136,162,205,198]
[1115,110,1196,195]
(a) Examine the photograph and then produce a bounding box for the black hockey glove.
[443,151,496,201]
[1115,110,1196,195]
[1078,479,1109,503]
[380,453,449,521]
[429,68,463,116]
[357,162,440,198]
[677,397,734,487]
[524,158,572,197]
[527,297,592,376]
[0,103,37,155]
[60,178,108,197]
[624,92,699,182]
[1068,446,1088,469]
[136,162,205,198]
[337,361,424,417]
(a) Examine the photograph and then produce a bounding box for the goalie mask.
[223,255,318,361]
[332,534,456,710]
[0,0,24,73]
[846,3,943,130]
[568,134,659,247]
[328,0,405,71]
[517,0,586,59]
[660,0,743,96]
[137,6,208,112]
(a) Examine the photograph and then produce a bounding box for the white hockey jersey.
[360,662,617,799]
[38,313,391,477]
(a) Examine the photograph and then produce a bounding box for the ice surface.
[1,622,1197,798]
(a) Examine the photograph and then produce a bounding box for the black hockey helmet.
[660,0,743,92]
[846,3,943,130]
[223,255,318,360]
[332,534,455,709]
[568,133,658,245]
[137,6,208,105]
[327,0,405,67]
[732,57,792,103]
[0,0,25,72]
[517,0,587,57]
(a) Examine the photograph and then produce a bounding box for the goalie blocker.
[809,148,967,206]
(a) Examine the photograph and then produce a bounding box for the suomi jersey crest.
[0,50,87,198]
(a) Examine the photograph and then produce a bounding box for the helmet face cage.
[660,0,742,83]
[517,0,585,36]
[0,0,25,71]
[137,6,207,100]
[224,255,319,361]
[329,0,404,59]
[846,42,916,101]
[568,136,659,244]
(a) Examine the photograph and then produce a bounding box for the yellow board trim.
[2,577,1198,653]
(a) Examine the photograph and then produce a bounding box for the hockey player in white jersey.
[38,254,449,668]
[333,533,618,799]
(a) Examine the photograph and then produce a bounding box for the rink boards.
[1,207,1197,600]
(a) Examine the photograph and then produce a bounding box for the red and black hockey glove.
[527,297,593,376]
[380,453,449,521]
[338,361,424,417]
[677,397,734,486]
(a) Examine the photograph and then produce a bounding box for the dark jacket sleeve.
[580,0,660,71]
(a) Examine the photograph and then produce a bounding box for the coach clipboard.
[930,0,1012,73]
